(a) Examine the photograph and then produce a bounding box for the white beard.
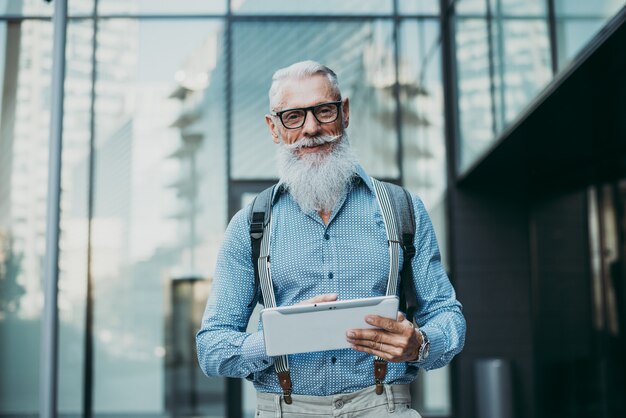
[277,132,359,214]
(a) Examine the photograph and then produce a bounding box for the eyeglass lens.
[281,103,339,128]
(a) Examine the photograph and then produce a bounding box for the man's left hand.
[346,313,422,363]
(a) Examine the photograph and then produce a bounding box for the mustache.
[283,134,342,151]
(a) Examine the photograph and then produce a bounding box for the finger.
[364,315,401,332]
[309,293,338,303]
[350,341,403,363]
[346,329,406,347]
[297,293,338,306]
[397,312,406,322]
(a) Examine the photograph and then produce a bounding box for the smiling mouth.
[298,142,331,154]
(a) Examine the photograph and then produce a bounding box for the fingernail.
[365,316,374,324]
[347,331,355,338]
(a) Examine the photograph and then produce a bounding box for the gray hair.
[268,60,341,111]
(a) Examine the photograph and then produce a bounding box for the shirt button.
[334,399,344,409]
[328,272,333,279]
[331,356,337,364]
[324,233,330,240]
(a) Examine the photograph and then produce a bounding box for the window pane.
[0,0,53,15]
[0,0,93,16]
[555,0,625,16]
[456,15,551,173]
[455,18,494,173]
[554,1,626,69]
[398,20,447,238]
[92,19,227,417]
[492,19,551,129]
[456,0,487,15]
[0,20,53,415]
[489,0,546,16]
[231,0,392,15]
[70,0,94,15]
[398,0,439,15]
[98,0,226,15]
[231,20,398,180]
[556,19,607,67]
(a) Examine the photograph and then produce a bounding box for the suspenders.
[371,179,401,395]
[248,178,417,403]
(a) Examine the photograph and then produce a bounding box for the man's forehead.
[274,75,339,109]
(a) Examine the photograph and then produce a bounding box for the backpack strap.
[248,185,275,308]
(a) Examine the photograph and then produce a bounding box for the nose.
[300,109,321,136]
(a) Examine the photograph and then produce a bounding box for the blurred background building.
[0,0,624,417]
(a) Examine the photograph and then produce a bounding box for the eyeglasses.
[271,101,342,129]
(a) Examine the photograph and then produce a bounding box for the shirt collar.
[353,164,375,194]
[271,163,373,204]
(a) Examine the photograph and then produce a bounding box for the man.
[196,60,465,417]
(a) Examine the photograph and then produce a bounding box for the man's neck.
[318,210,331,225]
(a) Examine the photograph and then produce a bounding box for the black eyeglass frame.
[271,101,343,129]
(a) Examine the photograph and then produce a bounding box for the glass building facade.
[455,0,626,173]
[0,0,624,417]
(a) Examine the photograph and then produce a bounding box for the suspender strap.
[371,179,401,393]
[249,186,292,403]
[381,182,418,320]
[372,179,401,296]
[372,178,418,394]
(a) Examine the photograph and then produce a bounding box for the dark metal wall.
[449,188,535,417]
[531,190,595,417]
[446,6,626,417]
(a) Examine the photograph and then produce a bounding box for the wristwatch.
[416,329,430,362]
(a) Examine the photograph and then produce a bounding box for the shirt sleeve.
[196,208,275,378]
[407,196,466,371]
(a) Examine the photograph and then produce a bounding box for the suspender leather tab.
[277,370,293,404]
[374,359,388,395]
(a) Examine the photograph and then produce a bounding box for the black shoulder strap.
[381,182,418,321]
[247,185,275,308]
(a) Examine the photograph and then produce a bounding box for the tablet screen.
[260,296,399,356]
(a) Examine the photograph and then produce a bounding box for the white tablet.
[260,296,399,356]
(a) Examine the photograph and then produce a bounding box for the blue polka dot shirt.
[196,165,466,395]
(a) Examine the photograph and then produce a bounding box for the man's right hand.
[295,293,338,306]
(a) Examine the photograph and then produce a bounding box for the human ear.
[342,97,350,128]
[265,115,280,144]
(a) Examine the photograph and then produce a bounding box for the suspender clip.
[278,370,293,404]
[374,359,388,395]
